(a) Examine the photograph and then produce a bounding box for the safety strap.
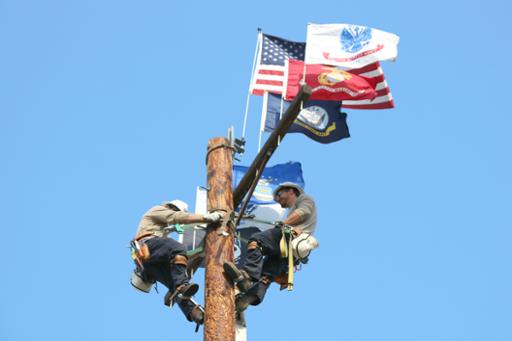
[164,223,203,235]
[287,233,294,291]
[279,226,294,291]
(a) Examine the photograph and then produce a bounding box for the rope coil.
[205,143,235,165]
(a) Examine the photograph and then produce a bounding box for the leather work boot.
[235,294,258,313]
[164,283,199,306]
[187,305,205,325]
[223,262,254,293]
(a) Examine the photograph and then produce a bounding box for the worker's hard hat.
[273,182,304,200]
[162,200,189,212]
[130,269,154,293]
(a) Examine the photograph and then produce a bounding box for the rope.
[164,223,206,235]
[205,143,235,165]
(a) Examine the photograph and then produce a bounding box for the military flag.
[284,59,378,101]
[263,93,350,144]
[305,23,400,68]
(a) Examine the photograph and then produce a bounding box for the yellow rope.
[279,228,294,291]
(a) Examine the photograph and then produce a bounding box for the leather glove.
[203,211,223,222]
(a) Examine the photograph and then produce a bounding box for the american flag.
[249,33,305,96]
[249,33,394,109]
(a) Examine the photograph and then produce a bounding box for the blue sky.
[1,1,511,340]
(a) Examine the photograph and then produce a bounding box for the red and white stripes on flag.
[250,65,286,96]
[342,62,394,109]
[249,33,305,96]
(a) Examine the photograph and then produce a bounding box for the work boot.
[235,294,258,313]
[187,305,205,325]
[223,262,254,293]
[164,283,199,306]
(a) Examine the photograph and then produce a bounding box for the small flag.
[264,93,350,144]
[305,23,400,68]
[285,59,378,102]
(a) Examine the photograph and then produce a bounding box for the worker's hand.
[274,221,285,229]
[203,211,223,223]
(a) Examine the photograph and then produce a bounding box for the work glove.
[203,211,223,222]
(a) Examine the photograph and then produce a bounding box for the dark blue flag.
[264,93,350,144]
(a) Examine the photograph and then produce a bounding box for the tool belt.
[130,233,153,270]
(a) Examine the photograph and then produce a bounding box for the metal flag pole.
[257,91,269,152]
[242,28,262,141]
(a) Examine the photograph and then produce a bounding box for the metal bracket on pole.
[228,126,246,161]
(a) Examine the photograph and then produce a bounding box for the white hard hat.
[130,269,154,293]
[163,200,189,212]
[273,182,304,200]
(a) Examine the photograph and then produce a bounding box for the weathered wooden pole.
[204,137,235,341]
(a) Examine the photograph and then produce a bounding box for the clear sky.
[1,1,511,340]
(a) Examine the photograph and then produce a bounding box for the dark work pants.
[242,228,288,305]
[141,237,196,319]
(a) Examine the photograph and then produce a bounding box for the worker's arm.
[284,197,315,235]
[283,211,304,236]
[284,210,304,227]
[149,206,223,225]
[176,213,220,224]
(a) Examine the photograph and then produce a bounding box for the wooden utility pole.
[204,137,235,341]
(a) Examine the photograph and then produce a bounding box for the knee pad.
[172,254,188,267]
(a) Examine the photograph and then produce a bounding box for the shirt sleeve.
[147,206,190,225]
[294,197,315,218]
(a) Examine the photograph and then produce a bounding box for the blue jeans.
[141,237,196,319]
[242,228,288,305]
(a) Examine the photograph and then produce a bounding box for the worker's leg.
[144,238,198,307]
[242,227,283,279]
[235,275,272,312]
[224,228,282,293]
[239,254,287,310]
[144,264,203,324]
[143,237,187,265]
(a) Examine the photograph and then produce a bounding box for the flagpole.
[242,28,262,141]
[258,91,269,152]
[302,23,311,86]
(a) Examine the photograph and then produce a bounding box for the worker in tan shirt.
[131,200,223,325]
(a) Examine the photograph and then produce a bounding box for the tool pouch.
[138,242,150,261]
[130,239,151,269]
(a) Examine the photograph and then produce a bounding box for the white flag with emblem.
[306,23,400,68]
